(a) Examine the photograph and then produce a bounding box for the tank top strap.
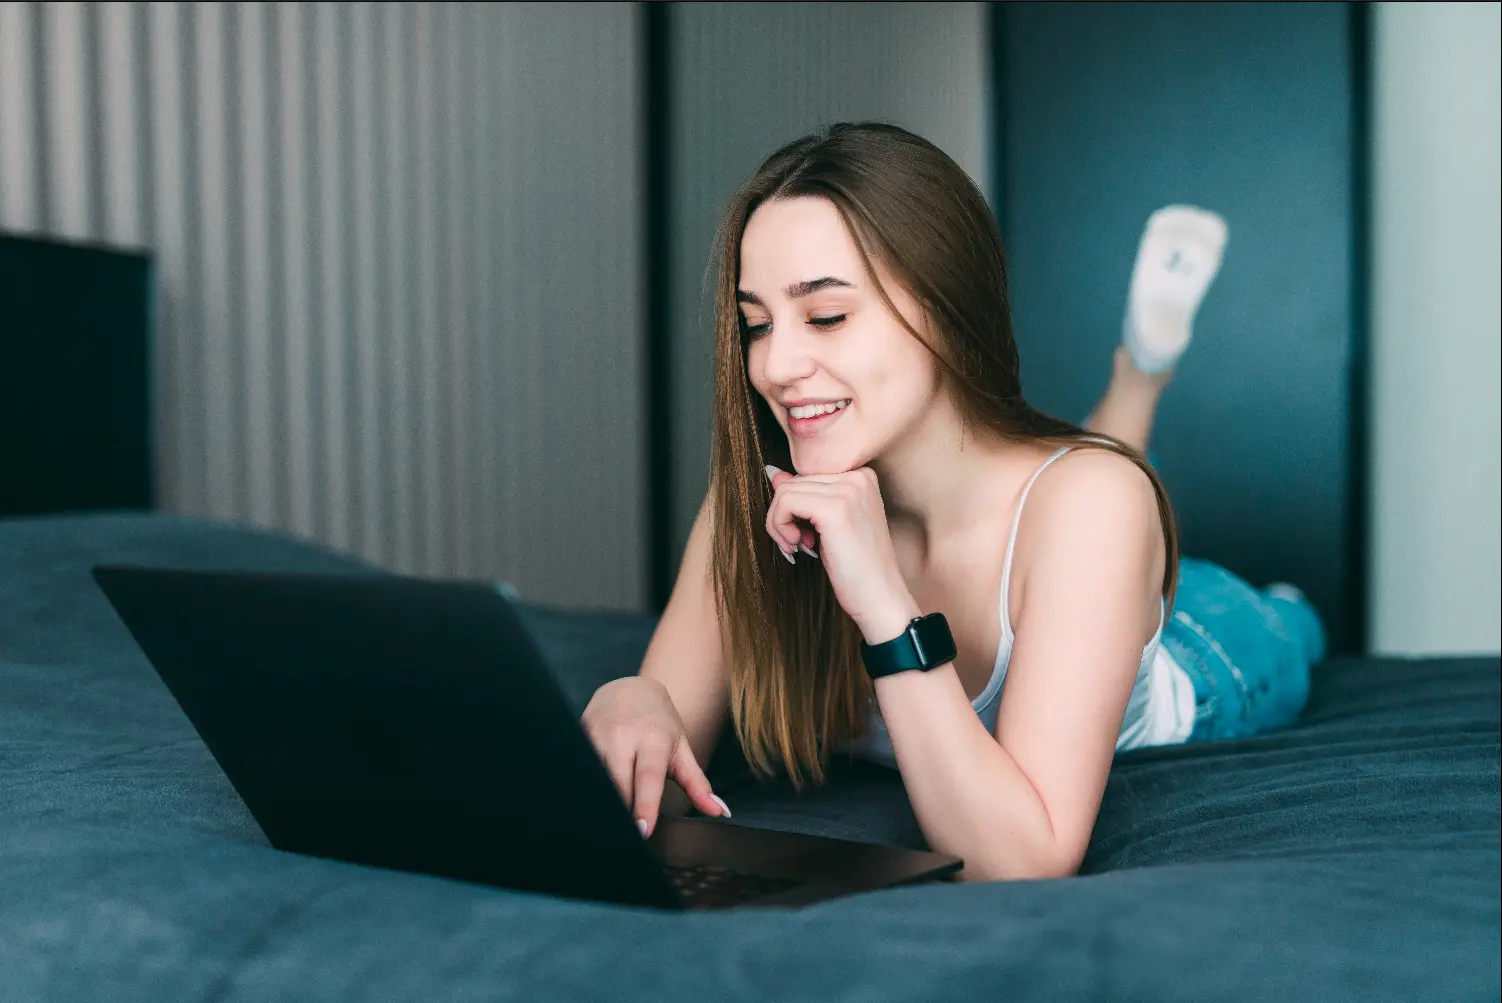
[998,446,1074,643]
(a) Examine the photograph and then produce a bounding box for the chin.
[788,442,872,477]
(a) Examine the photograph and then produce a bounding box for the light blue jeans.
[1164,556,1324,742]
[1108,427,1324,743]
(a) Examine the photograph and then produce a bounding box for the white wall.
[0,1,646,610]
[1370,1,1502,654]
[666,2,991,561]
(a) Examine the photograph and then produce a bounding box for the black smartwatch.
[859,612,957,679]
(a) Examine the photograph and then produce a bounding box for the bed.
[1,513,1497,1002]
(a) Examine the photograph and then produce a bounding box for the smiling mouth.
[786,399,851,437]
[787,400,850,419]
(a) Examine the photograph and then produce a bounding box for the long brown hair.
[709,123,1179,786]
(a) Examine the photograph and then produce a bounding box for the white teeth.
[789,400,850,420]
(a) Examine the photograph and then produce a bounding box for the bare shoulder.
[1027,446,1158,523]
[1011,445,1165,585]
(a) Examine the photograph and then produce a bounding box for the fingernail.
[781,546,796,565]
[764,464,782,482]
[799,544,819,559]
[636,818,649,838]
[711,795,732,818]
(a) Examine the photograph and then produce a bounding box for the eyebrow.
[736,276,855,306]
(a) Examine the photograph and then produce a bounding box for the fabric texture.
[1166,556,1321,742]
[1,513,1497,1003]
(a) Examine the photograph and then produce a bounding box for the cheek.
[860,334,938,410]
[913,353,943,402]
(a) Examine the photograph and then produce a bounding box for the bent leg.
[1085,205,1228,454]
[1084,346,1173,454]
[1162,558,1325,742]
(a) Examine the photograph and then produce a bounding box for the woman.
[582,123,1323,882]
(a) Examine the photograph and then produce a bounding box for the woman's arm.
[861,452,1165,880]
[638,496,732,784]
[584,494,732,830]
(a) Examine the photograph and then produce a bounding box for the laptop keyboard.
[666,864,803,908]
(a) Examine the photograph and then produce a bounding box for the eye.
[809,314,846,330]
[741,320,772,340]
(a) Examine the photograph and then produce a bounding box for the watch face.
[911,613,957,667]
[860,612,958,678]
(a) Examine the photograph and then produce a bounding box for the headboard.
[995,3,1367,653]
[0,233,154,518]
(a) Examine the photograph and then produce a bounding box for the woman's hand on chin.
[763,464,919,643]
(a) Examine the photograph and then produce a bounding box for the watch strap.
[860,612,957,678]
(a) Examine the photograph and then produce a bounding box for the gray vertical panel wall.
[667,2,990,563]
[0,1,645,610]
[1000,4,1362,651]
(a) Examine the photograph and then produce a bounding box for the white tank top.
[846,447,1195,768]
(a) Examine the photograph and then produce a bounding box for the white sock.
[1123,205,1228,374]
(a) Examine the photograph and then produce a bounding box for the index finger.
[632,739,672,836]
[669,739,728,819]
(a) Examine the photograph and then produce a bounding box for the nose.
[758,318,818,387]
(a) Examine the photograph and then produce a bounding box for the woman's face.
[739,196,942,476]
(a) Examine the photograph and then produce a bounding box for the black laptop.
[92,565,961,909]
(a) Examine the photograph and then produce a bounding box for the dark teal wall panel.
[999,1,1363,651]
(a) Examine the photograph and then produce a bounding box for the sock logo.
[1166,250,1192,274]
